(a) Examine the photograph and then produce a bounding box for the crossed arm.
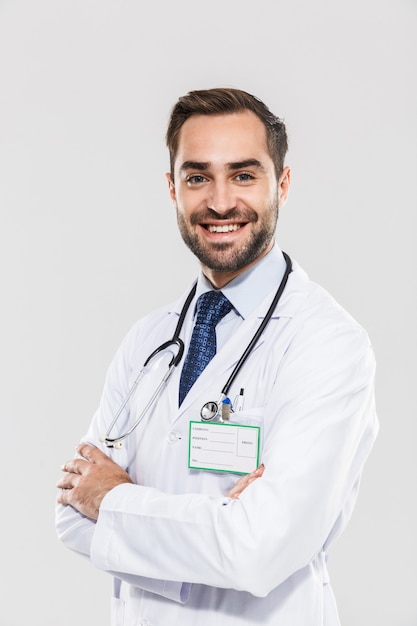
[56,444,264,520]
[56,307,378,598]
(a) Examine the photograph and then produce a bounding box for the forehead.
[174,111,270,168]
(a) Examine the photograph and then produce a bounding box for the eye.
[186,174,207,185]
[235,172,255,182]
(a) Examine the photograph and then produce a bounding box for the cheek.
[247,192,275,217]
[176,191,206,218]
[247,181,276,204]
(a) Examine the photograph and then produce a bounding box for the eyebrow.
[179,159,266,173]
[228,159,265,172]
[179,161,209,172]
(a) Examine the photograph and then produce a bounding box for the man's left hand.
[56,443,133,520]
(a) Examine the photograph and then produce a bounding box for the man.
[56,88,378,625]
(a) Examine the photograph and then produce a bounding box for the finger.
[57,488,69,505]
[77,443,109,464]
[227,464,265,498]
[239,463,264,485]
[227,483,246,499]
[61,458,88,475]
[230,474,248,493]
[56,472,78,490]
[57,485,78,508]
[255,463,265,476]
[228,475,253,498]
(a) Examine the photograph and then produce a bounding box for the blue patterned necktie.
[179,291,233,406]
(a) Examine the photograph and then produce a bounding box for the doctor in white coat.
[56,87,379,626]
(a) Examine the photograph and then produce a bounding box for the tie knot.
[196,291,233,327]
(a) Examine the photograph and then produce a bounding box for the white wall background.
[0,0,415,624]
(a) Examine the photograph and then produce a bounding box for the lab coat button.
[167,431,180,444]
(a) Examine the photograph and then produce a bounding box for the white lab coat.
[56,259,378,626]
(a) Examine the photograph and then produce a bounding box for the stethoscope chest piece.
[200,401,220,422]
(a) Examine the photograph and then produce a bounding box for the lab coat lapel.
[173,269,304,420]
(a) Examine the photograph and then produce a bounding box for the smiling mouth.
[205,224,244,233]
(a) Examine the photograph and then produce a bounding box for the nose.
[207,180,236,215]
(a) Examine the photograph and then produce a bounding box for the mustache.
[190,208,258,225]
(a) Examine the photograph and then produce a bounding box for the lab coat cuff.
[92,484,191,604]
[55,502,96,558]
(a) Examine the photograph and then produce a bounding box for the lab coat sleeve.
[55,499,190,602]
[90,309,379,597]
[55,314,191,604]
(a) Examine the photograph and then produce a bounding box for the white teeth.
[207,224,241,233]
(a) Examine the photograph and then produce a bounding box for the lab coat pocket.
[229,408,264,426]
[229,408,265,454]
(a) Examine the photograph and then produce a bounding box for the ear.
[166,172,177,206]
[278,166,291,208]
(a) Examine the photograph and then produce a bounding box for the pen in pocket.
[233,388,245,412]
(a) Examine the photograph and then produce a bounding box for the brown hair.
[166,87,288,181]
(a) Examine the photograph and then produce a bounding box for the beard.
[176,202,279,273]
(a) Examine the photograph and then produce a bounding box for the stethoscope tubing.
[101,339,185,447]
[219,251,292,398]
[101,252,292,447]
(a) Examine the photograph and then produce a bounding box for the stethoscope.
[100,252,292,449]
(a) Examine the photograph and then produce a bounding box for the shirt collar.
[194,242,287,320]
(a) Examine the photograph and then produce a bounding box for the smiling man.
[168,109,289,287]
[56,88,378,626]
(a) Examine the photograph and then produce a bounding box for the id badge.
[188,421,260,475]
